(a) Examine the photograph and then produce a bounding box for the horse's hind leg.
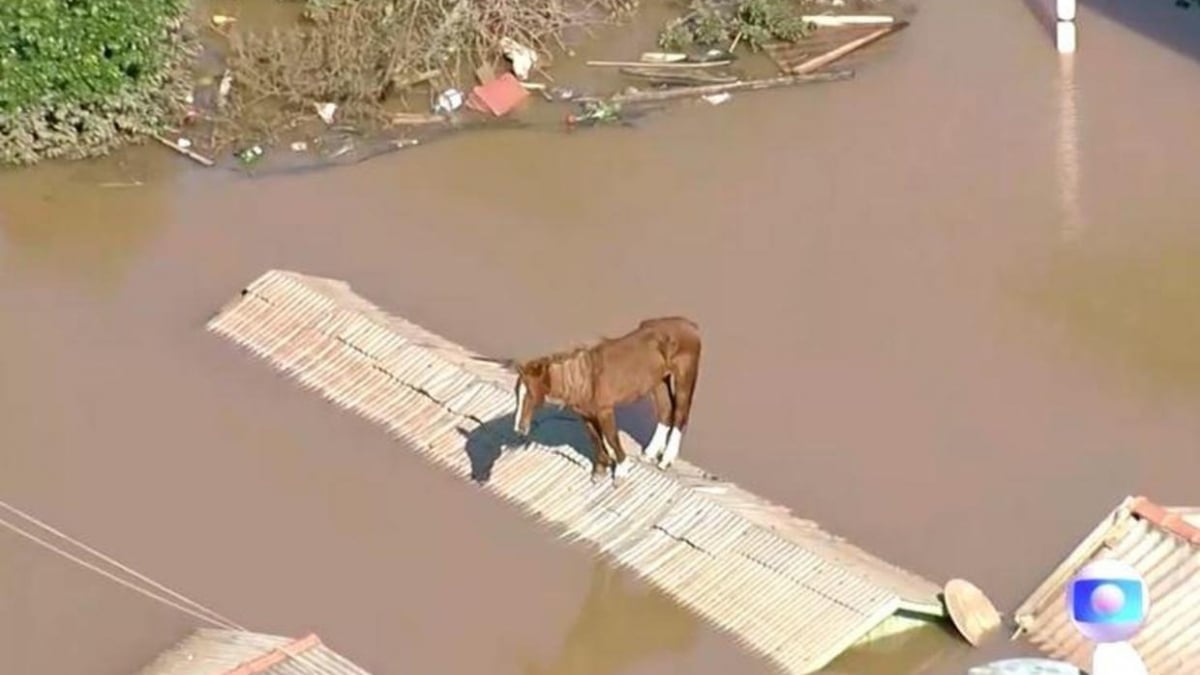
[643,378,675,462]
[597,409,631,485]
[659,354,699,470]
[583,417,612,483]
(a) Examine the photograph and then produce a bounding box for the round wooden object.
[945,578,1002,647]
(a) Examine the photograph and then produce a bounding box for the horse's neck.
[548,352,592,405]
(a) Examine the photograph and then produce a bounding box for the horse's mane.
[540,344,595,405]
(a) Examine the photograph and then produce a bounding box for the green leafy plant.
[0,0,194,165]
[659,0,815,51]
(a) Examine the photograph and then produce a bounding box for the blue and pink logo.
[1066,559,1148,643]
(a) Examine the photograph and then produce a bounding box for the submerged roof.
[1014,495,1200,673]
[207,269,951,674]
[135,629,372,675]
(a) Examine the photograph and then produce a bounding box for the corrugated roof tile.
[1014,495,1200,674]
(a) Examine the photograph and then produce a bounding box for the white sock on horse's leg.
[658,429,682,469]
[644,423,670,460]
[613,458,632,479]
[602,438,618,462]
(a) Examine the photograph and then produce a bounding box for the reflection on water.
[824,624,968,674]
[1026,238,1200,394]
[0,149,175,294]
[1056,55,1083,243]
[522,560,698,675]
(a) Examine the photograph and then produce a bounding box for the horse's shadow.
[460,401,656,483]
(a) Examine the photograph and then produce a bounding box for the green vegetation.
[659,0,815,51]
[0,0,195,165]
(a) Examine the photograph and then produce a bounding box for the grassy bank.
[0,0,196,165]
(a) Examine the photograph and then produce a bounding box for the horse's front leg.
[582,418,611,484]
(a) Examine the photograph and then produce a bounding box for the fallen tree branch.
[608,69,854,104]
[153,134,215,166]
[619,67,737,85]
[587,59,733,69]
[791,21,909,75]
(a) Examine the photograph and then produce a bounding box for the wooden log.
[618,67,737,85]
[640,52,688,63]
[153,134,215,167]
[389,112,448,126]
[608,69,853,105]
[791,21,909,75]
[392,68,440,90]
[587,59,732,69]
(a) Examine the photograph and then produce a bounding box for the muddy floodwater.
[4,0,1200,673]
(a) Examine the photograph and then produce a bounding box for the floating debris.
[154,134,216,167]
[566,100,624,127]
[640,51,688,63]
[236,145,265,165]
[290,141,309,152]
[622,67,737,85]
[702,92,731,105]
[176,138,193,149]
[434,89,465,114]
[500,37,539,80]
[389,112,448,125]
[467,73,529,117]
[944,578,1001,647]
[217,70,233,110]
[609,69,853,105]
[315,102,338,124]
[802,14,895,26]
[211,14,237,27]
[544,86,577,101]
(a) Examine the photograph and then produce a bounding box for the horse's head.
[513,358,550,436]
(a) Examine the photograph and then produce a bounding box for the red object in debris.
[467,73,529,117]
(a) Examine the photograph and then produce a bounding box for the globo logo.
[1066,559,1148,643]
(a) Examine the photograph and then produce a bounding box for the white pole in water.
[1056,0,1077,53]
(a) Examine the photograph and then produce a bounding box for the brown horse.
[510,316,701,484]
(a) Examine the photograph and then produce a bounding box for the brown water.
[4,0,1200,673]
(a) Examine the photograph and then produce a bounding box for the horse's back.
[635,316,700,365]
[638,316,700,347]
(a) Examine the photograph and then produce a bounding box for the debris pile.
[158,0,909,172]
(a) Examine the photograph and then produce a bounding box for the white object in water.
[500,38,539,80]
[1056,21,1077,54]
[434,89,464,114]
[1056,0,1076,21]
[176,138,192,149]
[702,93,732,105]
[315,102,337,124]
[1092,642,1148,675]
[801,14,895,27]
